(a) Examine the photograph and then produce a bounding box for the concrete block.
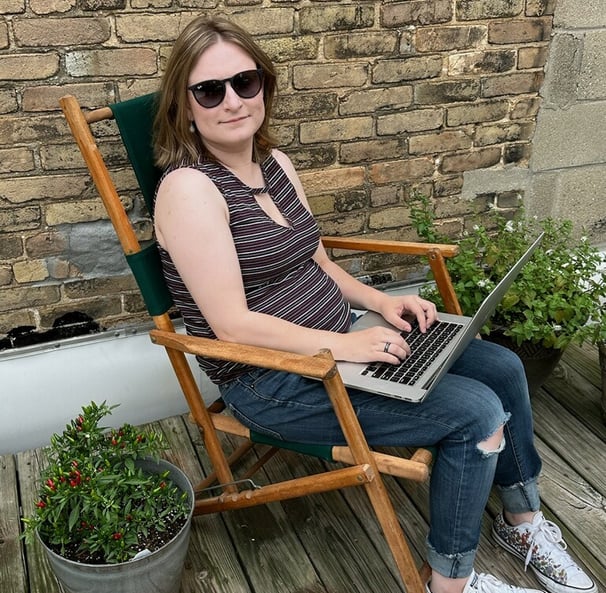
[531,102,606,170]
[546,165,606,241]
[540,33,582,108]
[579,31,606,100]
[460,165,532,202]
[554,2,606,28]
[525,170,559,217]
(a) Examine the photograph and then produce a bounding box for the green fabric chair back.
[109,93,173,317]
[110,93,162,215]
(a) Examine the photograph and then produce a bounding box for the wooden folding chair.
[59,92,462,593]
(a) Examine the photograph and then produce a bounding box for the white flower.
[504,220,515,232]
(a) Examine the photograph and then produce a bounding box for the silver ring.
[383,342,391,353]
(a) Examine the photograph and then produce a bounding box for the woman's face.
[186,39,265,157]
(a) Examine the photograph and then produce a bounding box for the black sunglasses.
[187,68,264,108]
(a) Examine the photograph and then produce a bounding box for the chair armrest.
[321,235,462,315]
[149,329,336,380]
[321,236,458,257]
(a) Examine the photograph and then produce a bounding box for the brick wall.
[0,0,554,337]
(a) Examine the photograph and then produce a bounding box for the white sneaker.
[492,512,597,593]
[425,570,545,593]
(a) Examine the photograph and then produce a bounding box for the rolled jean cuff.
[495,476,541,514]
[426,539,475,579]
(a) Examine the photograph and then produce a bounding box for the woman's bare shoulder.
[158,165,213,191]
[270,148,295,171]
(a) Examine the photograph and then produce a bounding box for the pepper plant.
[22,401,191,564]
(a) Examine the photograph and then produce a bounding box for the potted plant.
[409,194,606,393]
[577,303,606,422]
[22,401,194,593]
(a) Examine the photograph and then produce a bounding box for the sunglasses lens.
[232,70,263,98]
[190,69,263,108]
[192,80,226,108]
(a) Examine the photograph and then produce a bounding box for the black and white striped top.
[157,153,352,384]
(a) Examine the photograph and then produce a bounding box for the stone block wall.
[0,0,554,336]
[526,2,606,238]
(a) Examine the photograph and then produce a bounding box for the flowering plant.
[22,401,191,564]
[576,299,606,347]
[410,195,606,349]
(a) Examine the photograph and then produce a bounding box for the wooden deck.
[1,343,605,593]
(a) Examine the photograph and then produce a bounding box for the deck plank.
[15,447,62,593]
[534,346,606,589]
[0,454,27,593]
[185,421,329,593]
[263,452,404,593]
[156,417,255,593]
[534,436,606,587]
[543,345,606,442]
[533,385,606,498]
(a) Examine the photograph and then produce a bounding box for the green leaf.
[68,504,80,532]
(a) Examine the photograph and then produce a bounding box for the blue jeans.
[219,338,542,579]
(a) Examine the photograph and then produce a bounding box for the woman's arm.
[154,166,411,363]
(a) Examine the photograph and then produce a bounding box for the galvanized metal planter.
[38,458,194,593]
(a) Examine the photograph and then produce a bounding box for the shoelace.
[473,572,525,592]
[524,517,577,573]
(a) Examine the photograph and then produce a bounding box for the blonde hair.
[153,15,278,169]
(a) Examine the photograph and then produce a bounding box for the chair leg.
[194,440,256,493]
[362,470,426,593]
[319,355,426,593]
[420,561,432,584]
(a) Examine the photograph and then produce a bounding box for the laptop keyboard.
[361,319,464,386]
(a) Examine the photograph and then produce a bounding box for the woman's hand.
[336,325,411,364]
[332,295,438,364]
[378,294,439,335]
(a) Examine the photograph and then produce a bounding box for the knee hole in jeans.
[477,424,505,457]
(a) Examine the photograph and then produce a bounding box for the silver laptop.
[336,232,544,403]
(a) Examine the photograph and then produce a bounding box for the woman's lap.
[219,338,518,449]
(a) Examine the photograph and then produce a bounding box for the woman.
[153,15,595,593]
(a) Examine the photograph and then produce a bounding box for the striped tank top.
[157,153,352,384]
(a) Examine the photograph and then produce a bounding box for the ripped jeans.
[219,338,542,579]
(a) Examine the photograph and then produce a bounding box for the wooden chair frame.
[59,93,462,593]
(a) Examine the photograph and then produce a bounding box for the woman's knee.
[461,390,509,454]
[478,423,505,455]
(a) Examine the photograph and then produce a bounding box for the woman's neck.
[214,151,265,188]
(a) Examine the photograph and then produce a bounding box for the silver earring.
[189,121,196,133]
